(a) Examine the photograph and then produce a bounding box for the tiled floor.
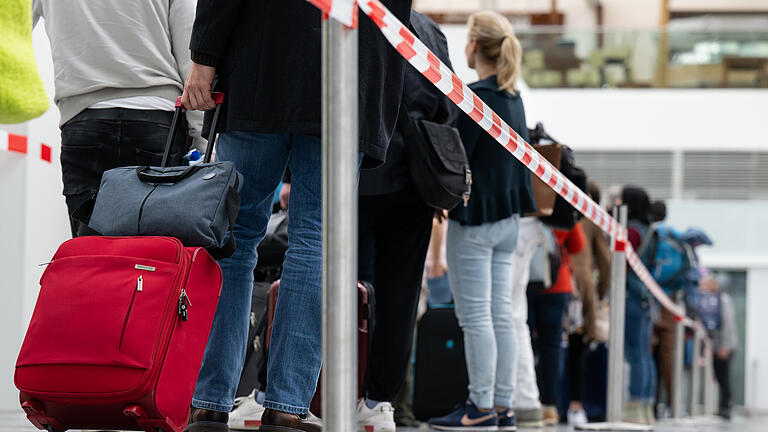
[3,410,766,432]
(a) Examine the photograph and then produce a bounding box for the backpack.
[529,123,588,229]
[528,226,562,290]
[698,291,722,331]
[637,223,697,295]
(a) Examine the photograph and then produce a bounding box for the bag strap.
[161,92,226,167]
[70,195,103,237]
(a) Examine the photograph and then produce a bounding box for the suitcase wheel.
[21,400,45,416]
[123,404,148,419]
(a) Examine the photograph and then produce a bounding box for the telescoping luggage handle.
[165,92,225,166]
[137,92,226,185]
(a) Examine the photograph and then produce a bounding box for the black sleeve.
[407,11,459,126]
[189,0,247,67]
[429,22,459,127]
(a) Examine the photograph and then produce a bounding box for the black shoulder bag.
[398,103,472,210]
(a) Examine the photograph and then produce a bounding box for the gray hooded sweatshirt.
[33,0,203,146]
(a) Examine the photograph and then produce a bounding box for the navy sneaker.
[428,399,498,431]
[497,409,516,431]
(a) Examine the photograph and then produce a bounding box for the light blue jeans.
[446,216,520,409]
[192,132,323,415]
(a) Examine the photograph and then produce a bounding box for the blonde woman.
[428,11,535,432]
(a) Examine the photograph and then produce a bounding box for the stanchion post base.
[575,422,653,431]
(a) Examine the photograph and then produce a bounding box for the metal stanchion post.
[606,206,628,424]
[671,293,686,419]
[322,18,358,432]
[579,206,652,431]
[689,328,702,417]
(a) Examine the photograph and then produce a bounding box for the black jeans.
[60,109,187,237]
[358,183,434,402]
[713,353,733,410]
[528,291,570,405]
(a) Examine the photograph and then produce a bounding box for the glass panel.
[517,27,768,89]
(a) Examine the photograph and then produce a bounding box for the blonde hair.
[468,11,523,93]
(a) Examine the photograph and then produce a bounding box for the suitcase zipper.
[118,277,143,351]
[178,289,191,321]
[114,250,191,402]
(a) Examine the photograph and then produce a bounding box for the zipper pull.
[137,275,144,292]
[178,289,191,321]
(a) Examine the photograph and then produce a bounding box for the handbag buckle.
[463,168,472,207]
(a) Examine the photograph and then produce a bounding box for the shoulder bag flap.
[417,120,468,175]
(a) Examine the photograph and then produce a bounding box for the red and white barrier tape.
[0,130,52,163]
[311,0,705,342]
[307,0,357,27]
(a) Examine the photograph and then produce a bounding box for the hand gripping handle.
[161,92,227,167]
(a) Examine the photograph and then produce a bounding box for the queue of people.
[29,1,733,432]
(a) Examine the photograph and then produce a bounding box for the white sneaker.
[357,399,396,432]
[228,390,265,430]
[567,408,588,426]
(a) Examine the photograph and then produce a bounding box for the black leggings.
[567,333,586,403]
[358,183,434,402]
[713,353,732,409]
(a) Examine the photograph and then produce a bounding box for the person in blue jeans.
[527,223,586,426]
[181,1,412,431]
[428,11,536,432]
[621,186,657,425]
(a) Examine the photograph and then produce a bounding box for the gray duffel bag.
[84,93,243,259]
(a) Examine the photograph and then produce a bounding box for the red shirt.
[547,223,587,294]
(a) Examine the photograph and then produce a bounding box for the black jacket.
[449,76,536,226]
[359,10,457,195]
[190,0,411,166]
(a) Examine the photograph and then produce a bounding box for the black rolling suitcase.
[582,342,608,422]
[413,306,468,421]
[235,281,272,397]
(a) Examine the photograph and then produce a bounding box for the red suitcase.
[15,236,223,432]
[266,280,374,416]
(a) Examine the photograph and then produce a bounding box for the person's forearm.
[429,219,446,267]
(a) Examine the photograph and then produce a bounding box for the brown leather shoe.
[259,408,322,432]
[184,407,229,432]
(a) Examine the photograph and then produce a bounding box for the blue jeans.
[624,292,656,402]
[192,132,322,415]
[527,291,569,405]
[446,216,520,409]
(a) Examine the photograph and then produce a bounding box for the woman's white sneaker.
[228,390,265,430]
[357,399,396,432]
[567,408,588,426]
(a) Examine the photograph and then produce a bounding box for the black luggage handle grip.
[160,92,226,167]
[136,165,202,184]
